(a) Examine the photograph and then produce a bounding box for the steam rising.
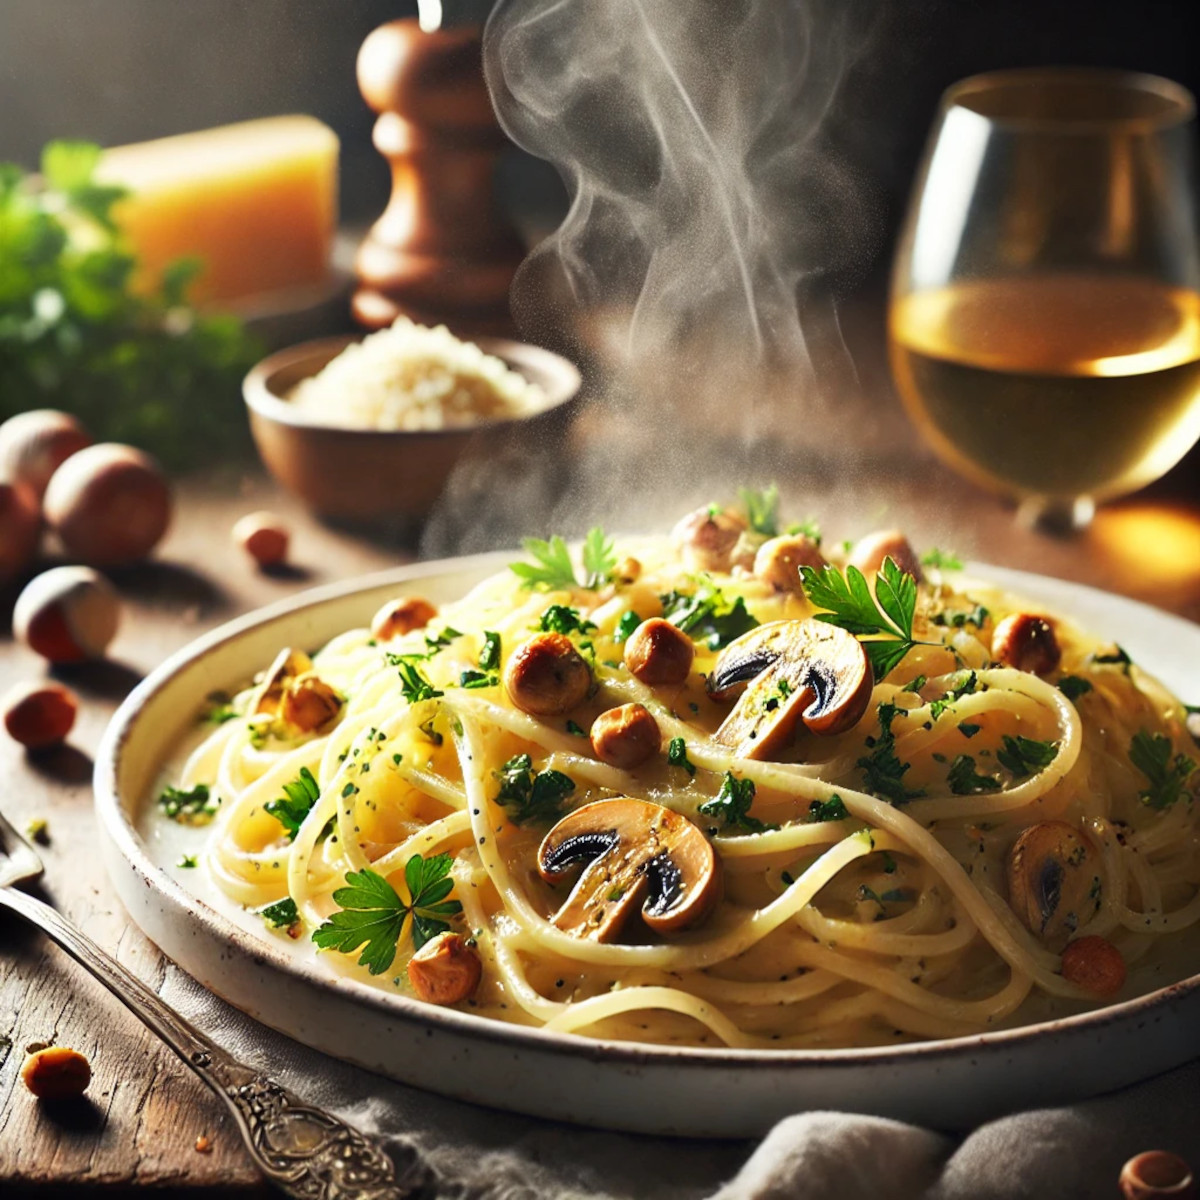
[423,0,884,554]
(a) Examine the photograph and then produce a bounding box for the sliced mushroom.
[705,619,872,759]
[252,647,313,716]
[848,531,923,582]
[1007,821,1102,947]
[537,798,721,941]
[671,505,750,574]
[754,534,826,594]
[992,613,1061,676]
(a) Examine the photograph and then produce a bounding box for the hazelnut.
[233,511,289,567]
[848,530,923,581]
[1061,935,1126,997]
[21,1046,91,1099]
[370,596,438,641]
[3,681,78,749]
[503,632,591,715]
[671,506,748,574]
[280,674,342,732]
[1120,1150,1195,1200]
[0,410,91,501]
[44,443,172,567]
[14,566,120,662]
[407,932,482,1005]
[992,613,1061,676]
[0,478,41,588]
[590,703,661,769]
[614,556,642,584]
[754,534,826,593]
[624,618,694,686]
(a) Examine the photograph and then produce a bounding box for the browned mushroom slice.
[252,647,314,716]
[705,620,872,759]
[537,798,721,942]
[1007,821,1102,948]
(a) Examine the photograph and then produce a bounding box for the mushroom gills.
[643,853,684,916]
[539,830,620,879]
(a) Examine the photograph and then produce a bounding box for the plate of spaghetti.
[96,491,1200,1136]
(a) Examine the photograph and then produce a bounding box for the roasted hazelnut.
[21,1046,91,1099]
[3,681,78,749]
[848,530,923,582]
[614,556,642,584]
[1061,935,1126,997]
[671,505,749,574]
[14,566,120,662]
[370,596,438,641]
[281,674,342,732]
[233,511,289,567]
[0,410,91,501]
[624,618,694,686]
[754,534,826,593]
[1120,1150,1196,1200]
[590,703,661,770]
[504,632,591,715]
[992,613,1061,676]
[0,478,41,588]
[407,932,482,1005]
[44,443,172,567]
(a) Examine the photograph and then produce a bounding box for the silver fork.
[0,807,425,1200]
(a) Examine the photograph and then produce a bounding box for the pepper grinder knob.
[353,18,523,335]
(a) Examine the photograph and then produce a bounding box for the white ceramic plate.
[95,555,1200,1137]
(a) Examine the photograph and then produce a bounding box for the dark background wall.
[0,1,1193,259]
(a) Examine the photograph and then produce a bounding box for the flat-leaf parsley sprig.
[312,853,463,975]
[800,558,935,679]
[1129,730,1196,811]
[510,527,616,592]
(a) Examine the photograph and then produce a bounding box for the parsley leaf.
[929,671,978,721]
[1093,645,1133,674]
[958,721,981,738]
[158,783,217,825]
[312,855,462,974]
[930,604,989,629]
[615,611,643,643]
[857,702,923,805]
[538,604,597,636]
[493,754,576,825]
[459,669,499,689]
[511,527,615,592]
[785,517,822,545]
[801,558,926,679]
[947,755,1001,795]
[667,736,697,776]
[1058,675,1093,701]
[582,527,617,589]
[386,655,444,704]
[660,580,758,651]
[808,795,849,822]
[738,484,779,536]
[699,771,778,833]
[920,547,964,571]
[260,897,299,929]
[478,631,501,672]
[1129,730,1196,811]
[996,735,1058,778]
[177,854,198,869]
[265,766,321,841]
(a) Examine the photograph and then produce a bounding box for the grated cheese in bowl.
[287,319,546,431]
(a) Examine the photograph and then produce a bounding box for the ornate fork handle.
[1,886,427,1199]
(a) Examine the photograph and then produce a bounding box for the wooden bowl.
[243,334,582,522]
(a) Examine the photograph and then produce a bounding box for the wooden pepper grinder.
[353,19,524,335]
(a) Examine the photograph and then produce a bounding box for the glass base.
[1016,495,1096,534]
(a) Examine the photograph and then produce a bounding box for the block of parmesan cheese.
[98,115,339,307]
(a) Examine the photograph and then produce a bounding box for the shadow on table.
[109,559,233,619]
[23,743,93,786]
[52,659,143,704]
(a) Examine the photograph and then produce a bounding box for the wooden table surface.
[2,450,1199,1194]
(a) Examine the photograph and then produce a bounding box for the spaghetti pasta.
[167,505,1200,1049]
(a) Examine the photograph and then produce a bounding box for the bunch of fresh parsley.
[0,142,261,470]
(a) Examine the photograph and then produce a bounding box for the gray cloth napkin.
[161,966,1199,1199]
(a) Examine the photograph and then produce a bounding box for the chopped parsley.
[764,678,793,713]
[1058,676,1093,701]
[660,580,758,651]
[260,897,299,929]
[667,737,697,776]
[903,675,928,695]
[800,558,930,679]
[265,766,321,841]
[615,611,643,643]
[177,854,198,869]
[478,631,501,672]
[386,656,444,704]
[920,547,964,571]
[205,701,239,725]
[699,771,778,833]
[312,854,462,974]
[929,671,978,721]
[958,722,981,738]
[931,603,989,630]
[785,517,822,545]
[538,604,597,636]
[738,484,779,536]
[158,783,217,825]
[493,754,576,825]
[566,719,587,736]
[808,795,849,823]
[509,527,616,591]
[996,735,1058,778]
[1129,730,1196,811]
[1093,645,1133,673]
[857,702,923,805]
[424,626,463,653]
[947,755,1001,795]
[459,669,499,689]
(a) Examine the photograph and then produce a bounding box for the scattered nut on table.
[13,565,120,662]
[3,681,78,749]
[194,1134,213,1154]
[1119,1149,1196,1199]
[0,409,92,501]
[21,1046,92,1100]
[232,511,290,567]
[407,932,482,1005]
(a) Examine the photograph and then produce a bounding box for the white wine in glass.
[891,70,1200,530]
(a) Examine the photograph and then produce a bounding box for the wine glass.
[890,68,1200,531]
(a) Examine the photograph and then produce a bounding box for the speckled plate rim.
[93,553,1200,1130]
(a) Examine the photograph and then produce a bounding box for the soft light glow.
[418,0,443,32]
